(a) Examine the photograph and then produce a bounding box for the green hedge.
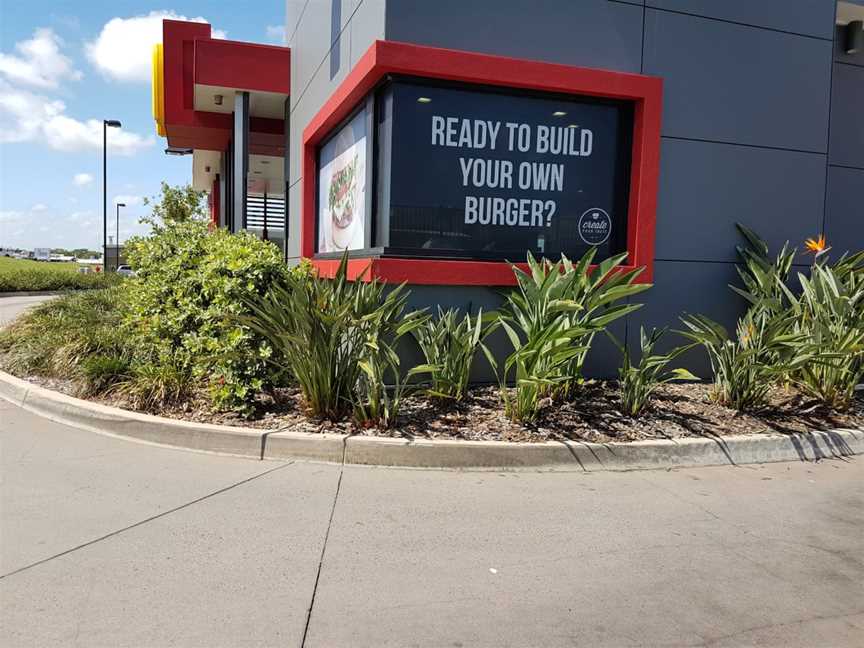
[123,221,298,410]
[0,258,121,292]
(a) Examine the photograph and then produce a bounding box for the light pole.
[103,119,122,271]
[115,202,125,270]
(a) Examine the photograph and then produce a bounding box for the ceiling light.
[417,97,432,104]
[553,111,567,117]
[568,124,579,129]
[165,147,193,156]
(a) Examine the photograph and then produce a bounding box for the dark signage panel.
[384,80,633,261]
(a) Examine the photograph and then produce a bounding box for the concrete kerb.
[1,370,862,471]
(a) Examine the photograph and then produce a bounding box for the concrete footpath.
[1,401,863,647]
[0,294,53,327]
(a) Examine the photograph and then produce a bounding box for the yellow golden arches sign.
[151,44,165,137]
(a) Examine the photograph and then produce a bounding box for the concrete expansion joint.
[301,451,345,648]
[1,370,862,472]
[0,461,293,581]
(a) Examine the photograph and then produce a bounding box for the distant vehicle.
[116,265,136,277]
[33,248,51,261]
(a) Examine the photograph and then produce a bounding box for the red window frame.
[302,40,662,285]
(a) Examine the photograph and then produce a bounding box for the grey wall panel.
[288,0,385,191]
[285,0,308,47]
[290,0,333,107]
[647,0,836,39]
[829,62,864,168]
[288,48,347,187]
[834,25,864,65]
[627,260,748,377]
[385,0,644,73]
[825,165,864,253]
[655,138,826,262]
[286,179,302,259]
[644,9,833,151]
[349,0,386,68]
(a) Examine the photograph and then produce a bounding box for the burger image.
[328,155,359,249]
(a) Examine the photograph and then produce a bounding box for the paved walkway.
[1,401,862,647]
[0,295,54,327]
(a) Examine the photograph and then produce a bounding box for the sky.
[0,0,286,251]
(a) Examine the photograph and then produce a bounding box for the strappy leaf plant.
[609,327,697,417]
[239,254,425,423]
[555,249,652,395]
[731,223,796,318]
[352,298,433,428]
[679,309,810,411]
[483,250,648,422]
[413,307,485,401]
[781,263,864,410]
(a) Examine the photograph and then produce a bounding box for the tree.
[142,182,207,231]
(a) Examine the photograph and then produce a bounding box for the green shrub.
[124,221,291,411]
[413,307,484,401]
[0,257,121,292]
[610,327,697,417]
[0,287,130,380]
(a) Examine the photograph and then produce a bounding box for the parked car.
[116,265,137,277]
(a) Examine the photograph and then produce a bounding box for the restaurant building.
[152,1,864,376]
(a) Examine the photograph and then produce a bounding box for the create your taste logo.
[430,116,595,228]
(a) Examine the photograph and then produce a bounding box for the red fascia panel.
[161,20,289,154]
[312,258,543,286]
[301,40,663,285]
[195,39,290,94]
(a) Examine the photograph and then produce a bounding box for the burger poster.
[318,109,366,253]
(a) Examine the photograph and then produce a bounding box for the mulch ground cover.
[16,372,862,444]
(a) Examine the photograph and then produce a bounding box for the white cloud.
[0,80,65,143]
[113,195,143,207]
[86,11,226,83]
[0,27,82,89]
[0,79,153,155]
[31,203,48,211]
[266,25,286,44]
[73,172,94,186]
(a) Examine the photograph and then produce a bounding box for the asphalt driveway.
[1,401,862,647]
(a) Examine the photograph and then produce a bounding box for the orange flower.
[804,234,827,255]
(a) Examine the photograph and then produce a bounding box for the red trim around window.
[302,40,662,285]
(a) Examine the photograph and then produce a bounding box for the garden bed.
[12,370,862,444]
